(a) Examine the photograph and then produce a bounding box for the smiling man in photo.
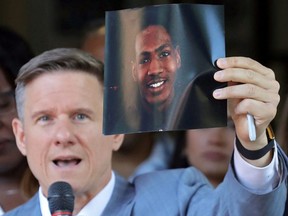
[132,25,181,114]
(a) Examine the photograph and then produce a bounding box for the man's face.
[132,25,181,111]
[12,71,123,197]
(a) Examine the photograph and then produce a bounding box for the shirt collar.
[39,172,115,216]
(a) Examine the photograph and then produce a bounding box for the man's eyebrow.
[138,43,173,58]
[139,51,151,57]
[30,109,53,120]
[155,43,172,53]
[73,108,94,115]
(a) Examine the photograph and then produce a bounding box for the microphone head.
[48,181,74,215]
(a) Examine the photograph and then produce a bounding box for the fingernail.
[213,89,222,98]
[214,71,223,80]
[217,58,227,67]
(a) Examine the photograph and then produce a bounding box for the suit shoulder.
[133,167,210,188]
[130,168,213,214]
[3,193,41,216]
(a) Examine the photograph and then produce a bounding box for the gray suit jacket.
[4,145,288,216]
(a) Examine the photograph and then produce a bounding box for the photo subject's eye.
[159,51,170,59]
[138,51,151,65]
[140,57,150,65]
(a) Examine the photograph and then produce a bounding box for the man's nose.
[54,120,76,146]
[148,57,163,76]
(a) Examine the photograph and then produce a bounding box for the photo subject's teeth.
[150,81,164,88]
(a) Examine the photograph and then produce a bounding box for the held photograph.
[103,3,226,135]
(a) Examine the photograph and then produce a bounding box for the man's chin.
[145,98,171,112]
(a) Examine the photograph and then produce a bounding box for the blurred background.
[0,0,287,128]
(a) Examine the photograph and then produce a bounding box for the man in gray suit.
[4,48,287,216]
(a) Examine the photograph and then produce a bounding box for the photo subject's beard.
[142,88,174,114]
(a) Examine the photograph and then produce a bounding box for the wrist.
[236,125,275,160]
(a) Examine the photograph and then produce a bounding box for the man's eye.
[38,115,50,122]
[159,51,170,58]
[139,58,150,65]
[74,113,87,121]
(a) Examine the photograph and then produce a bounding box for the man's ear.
[175,45,181,68]
[112,134,124,151]
[12,118,27,156]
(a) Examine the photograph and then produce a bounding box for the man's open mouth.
[149,80,165,88]
[53,158,81,167]
[147,78,167,89]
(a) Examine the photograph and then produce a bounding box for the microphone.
[48,181,75,216]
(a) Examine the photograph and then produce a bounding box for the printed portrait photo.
[103,3,227,135]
